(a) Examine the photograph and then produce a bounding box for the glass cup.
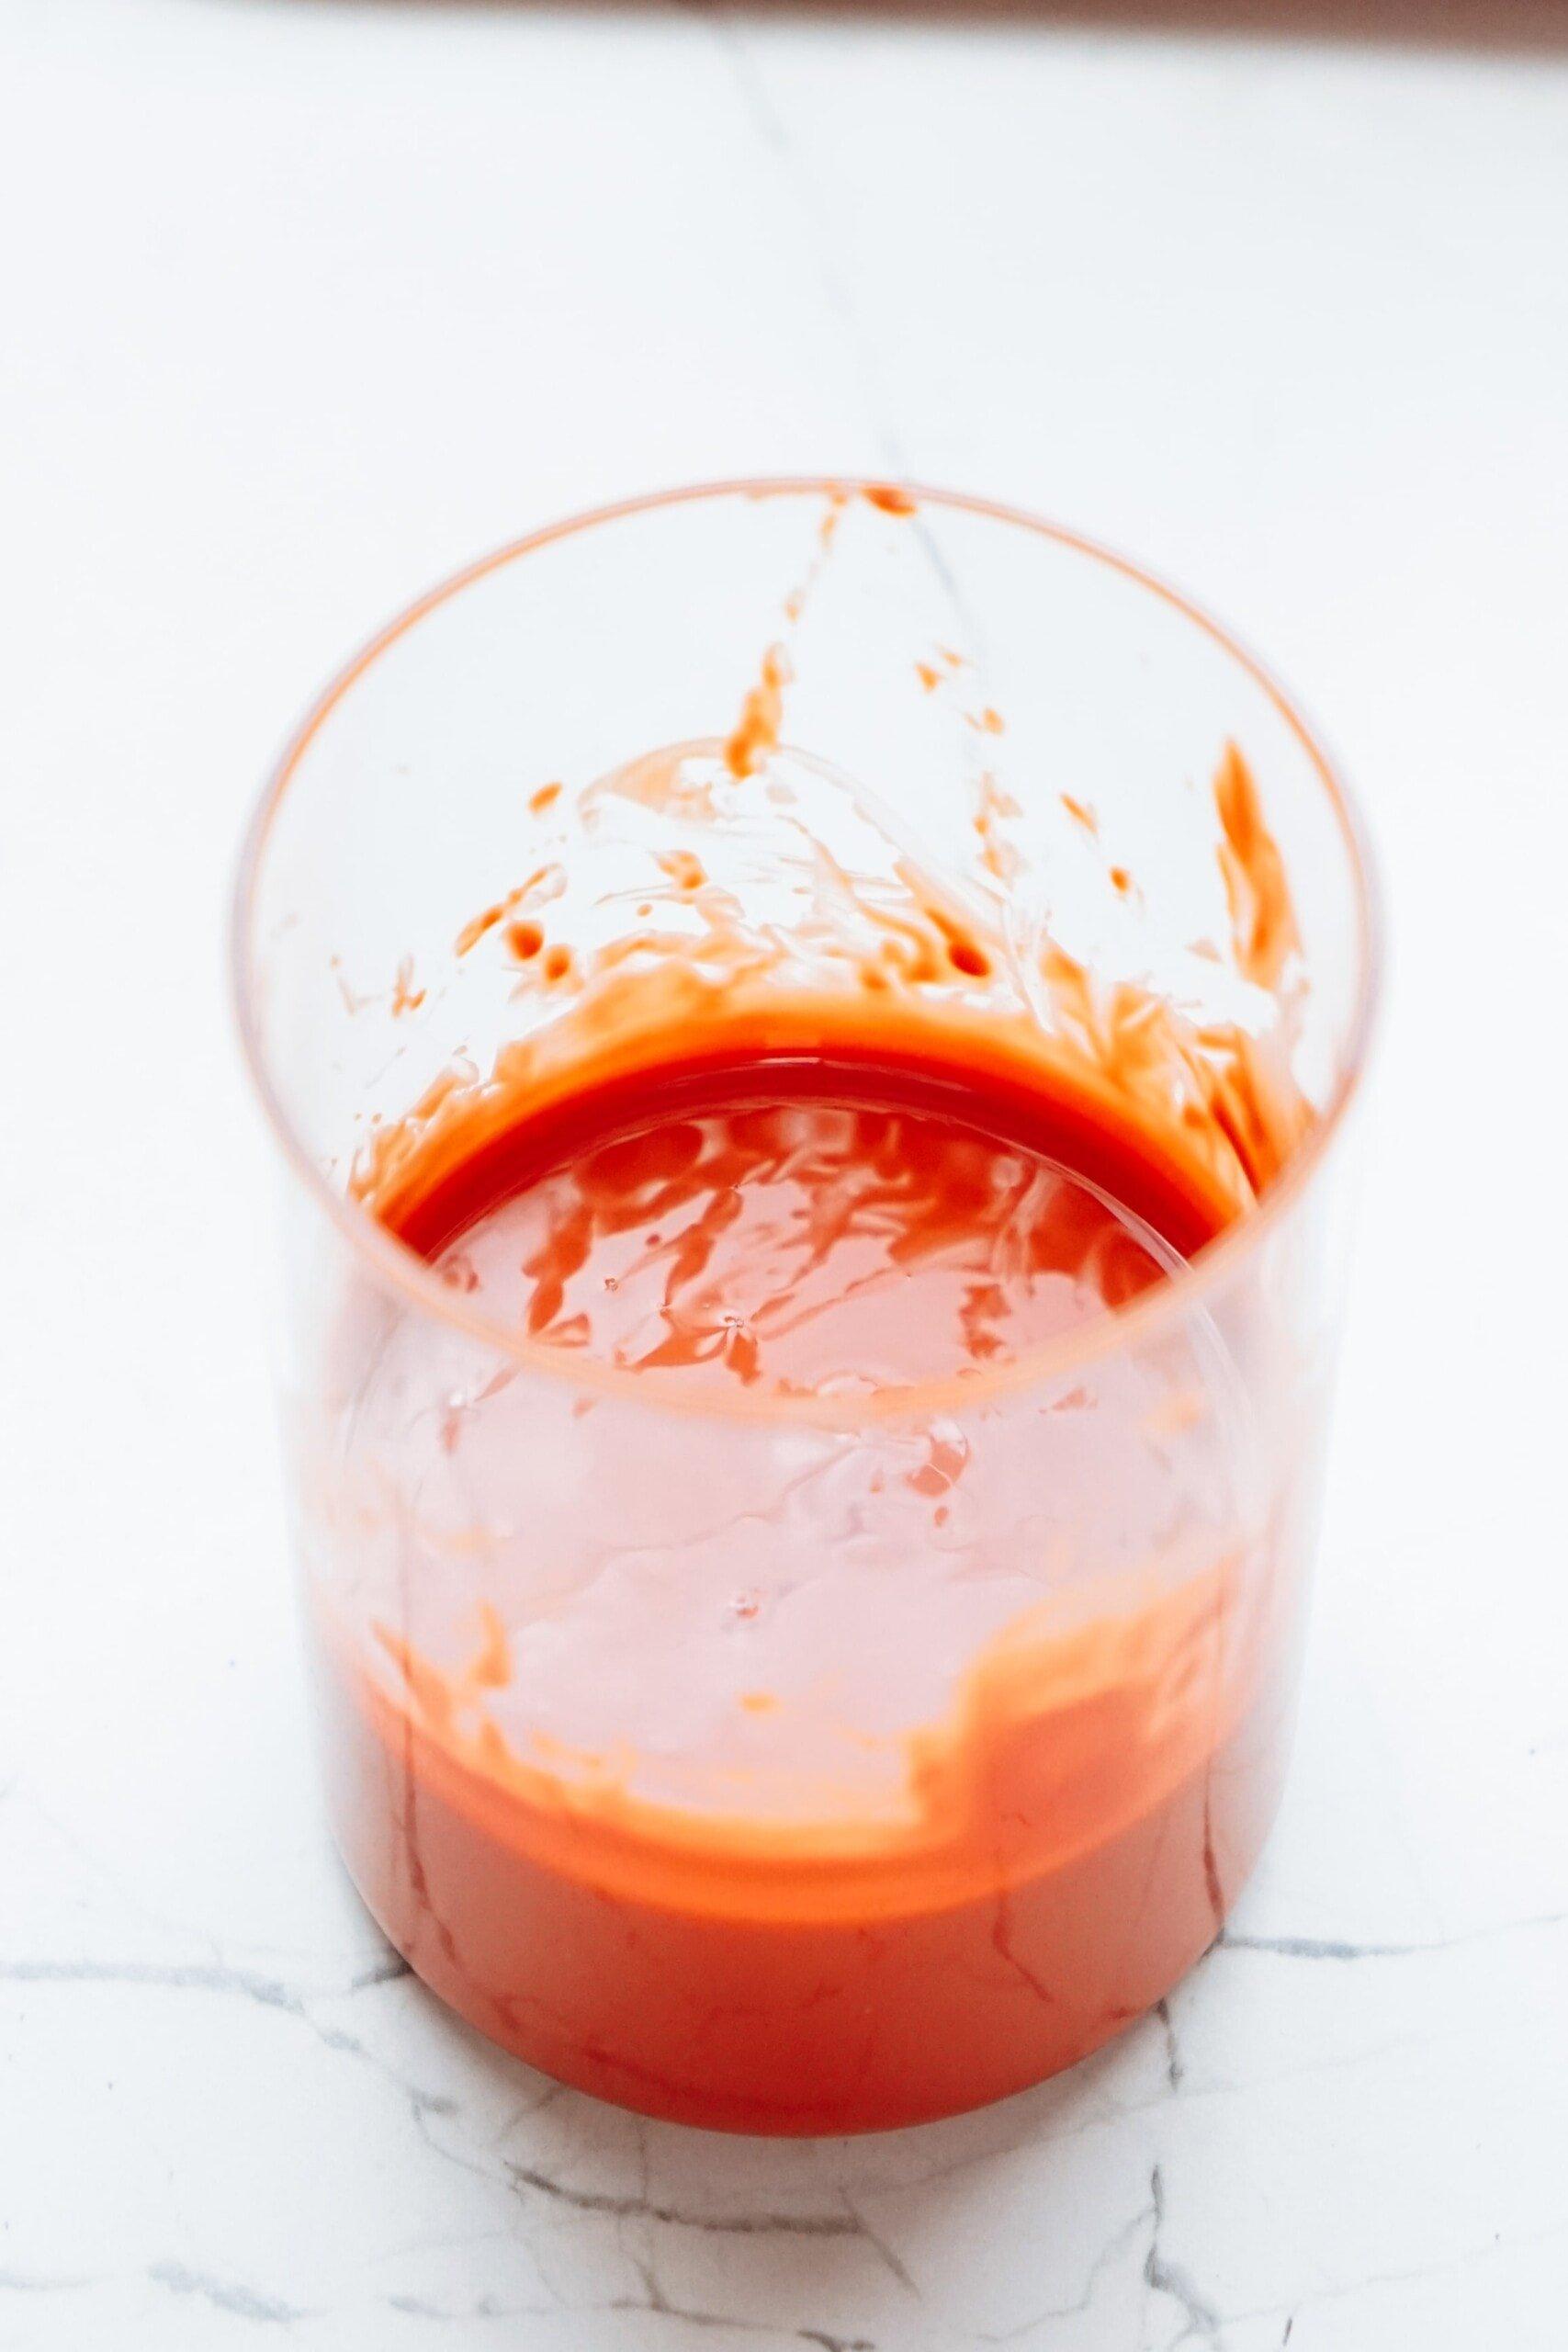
[233,480,1380,2134]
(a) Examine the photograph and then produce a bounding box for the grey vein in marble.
[693,4,909,481]
[0,1952,408,2003]
[505,2163,863,2240]
[1143,2165,1224,2347]
[978,2199,1155,2344]
[1154,1997,1186,2093]
[147,2262,310,2327]
[1222,1908,1566,1961]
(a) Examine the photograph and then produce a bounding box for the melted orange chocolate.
[314,1024,1292,2131]
[313,554,1315,2127]
[389,1042,1224,1375]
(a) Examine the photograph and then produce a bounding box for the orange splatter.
[470,1603,513,1690]
[974,772,1022,887]
[456,904,506,956]
[926,904,991,980]
[908,1430,970,1498]
[389,955,426,1016]
[1213,742,1300,990]
[456,866,567,956]
[330,956,372,1015]
[373,1624,457,1736]
[658,849,708,893]
[1144,1388,1206,1440]
[863,483,917,516]
[724,643,793,782]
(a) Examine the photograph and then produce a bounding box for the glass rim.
[231,474,1384,1430]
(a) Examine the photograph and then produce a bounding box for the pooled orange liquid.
[314,1033,1286,2132]
[396,1046,1223,1391]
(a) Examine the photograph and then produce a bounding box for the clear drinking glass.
[233,481,1380,2135]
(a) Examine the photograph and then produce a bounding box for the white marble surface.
[4,2,1568,2345]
